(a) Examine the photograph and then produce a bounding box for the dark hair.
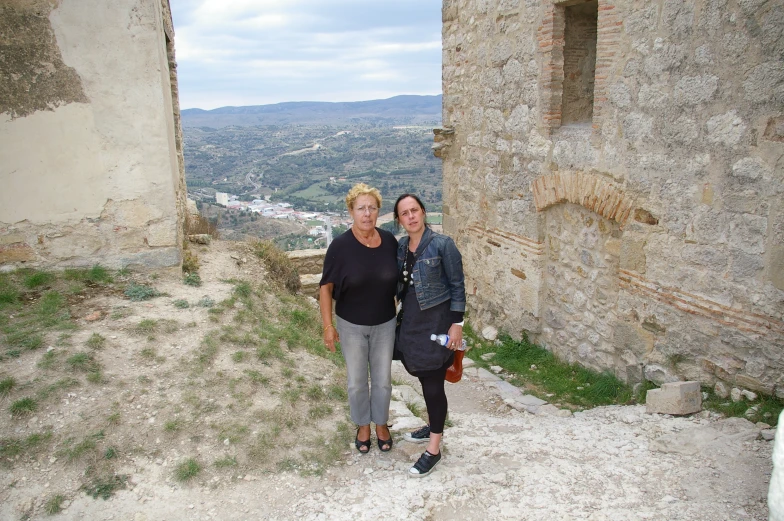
[393,193,428,232]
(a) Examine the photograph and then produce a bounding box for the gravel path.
[51,361,773,521]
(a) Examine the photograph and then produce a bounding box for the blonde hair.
[345,183,382,211]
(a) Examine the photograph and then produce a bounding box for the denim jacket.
[397,226,466,312]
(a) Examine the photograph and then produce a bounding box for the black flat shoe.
[355,428,371,454]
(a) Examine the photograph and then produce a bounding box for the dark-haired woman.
[393,193,465,477]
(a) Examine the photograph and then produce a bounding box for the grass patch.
[66,352,100,372]
[10,397,38,417]
[702,387,783,426]
[0,275,20,307]
[64,265,113,285]
[405,401,422,418]
[37,350,59,370]
[467,332,632,409]
[86,332,107,349]
[215,423,250,444]
[214,455,237,468]
[174,458,202,482]
[37,377,80,400]
[44,494,65,515]
[296,421,352,476]
[82,473,127,500]
[164,419,183,432]
[308,404,333,419]
[173,299,190,309]
[326,384,347,401]
[306,385,326,401]
[251,240,301,294]
[59,432,104,462]
[0,431,52,461]
[24,270,55,289]
[195,332,219,368]
[245,369,270,386]
[0,376,16,396]
[231,351,246,363]
[134,318,158,335]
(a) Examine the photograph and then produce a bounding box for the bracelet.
[454,321,464,327]
[323,324,336,332]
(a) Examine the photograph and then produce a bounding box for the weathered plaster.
[0,1,88,118]
[0,0,184,270]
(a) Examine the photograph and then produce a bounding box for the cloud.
[170,0,442,109]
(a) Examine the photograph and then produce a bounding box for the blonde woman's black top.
[319,228,398,326]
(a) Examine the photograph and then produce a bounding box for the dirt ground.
[0,241,776,520]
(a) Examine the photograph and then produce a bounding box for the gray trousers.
[336,316,396,426]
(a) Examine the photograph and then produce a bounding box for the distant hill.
[181,95,443,128]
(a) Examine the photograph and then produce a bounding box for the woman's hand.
[323,324,339,353]
[319,284,339,352]
[447,323,463,351]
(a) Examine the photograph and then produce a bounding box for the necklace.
[402,249,415,287]
[352,227,376,247]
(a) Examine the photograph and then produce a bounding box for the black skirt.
[395,286,454,375]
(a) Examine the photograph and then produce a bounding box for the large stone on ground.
[646,381,701,415]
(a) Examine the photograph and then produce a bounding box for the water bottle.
[430,334,467,351]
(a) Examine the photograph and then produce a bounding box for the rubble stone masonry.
[440,0,784,396]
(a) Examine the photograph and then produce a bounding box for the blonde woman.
[319,183,398,453]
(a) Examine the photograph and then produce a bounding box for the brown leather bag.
[445,350,464,383]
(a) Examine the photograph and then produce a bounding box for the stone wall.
[0,0,185,271]
[440,0,784,396]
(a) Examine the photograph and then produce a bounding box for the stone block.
[0,242,36,263]
[187,234,211,245]
[644,364,680,385]
[714,381,730,398]
[620,238,646,272]
[299,273,321,299]
[646,381,702,415]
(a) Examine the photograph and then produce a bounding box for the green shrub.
[183,273,202,287]
[182,248,200,274]
[82,474,127,500]
[124,283,161,301]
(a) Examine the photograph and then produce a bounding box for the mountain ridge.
[180,94,443,128]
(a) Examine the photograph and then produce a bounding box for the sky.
[170,0,443,110]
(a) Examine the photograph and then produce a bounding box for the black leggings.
[412,355,453,434]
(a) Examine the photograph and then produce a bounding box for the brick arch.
[531,171,635,226]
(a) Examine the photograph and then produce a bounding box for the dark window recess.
[561,0,598,125]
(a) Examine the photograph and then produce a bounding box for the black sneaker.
[409,450,441,478]
[403,425,430,444]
